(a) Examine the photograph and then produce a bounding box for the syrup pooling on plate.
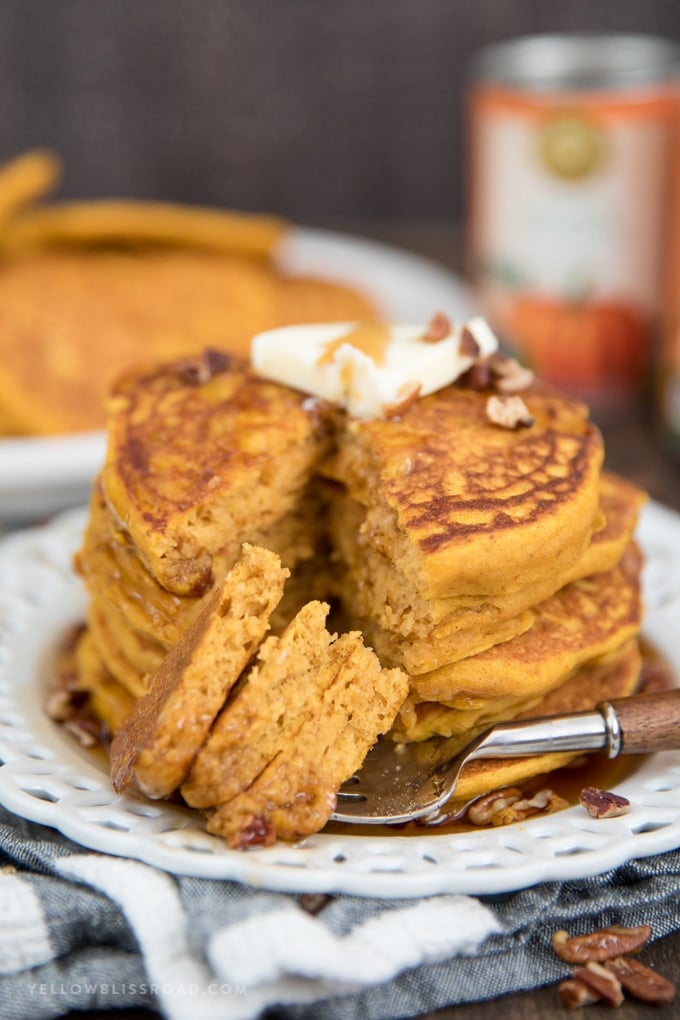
[47,623,675,839]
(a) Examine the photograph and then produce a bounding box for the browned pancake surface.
[326,382,604,600]
[101,351,333,595]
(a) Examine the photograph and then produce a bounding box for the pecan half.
[423,311,452,342]
[605,956,676,1006]
[572,962,624,1007]
[552,925,652,964]
[579,786,631,819]
[486,394,535,429]
[459,325,481,358]
[558,978,601,1009]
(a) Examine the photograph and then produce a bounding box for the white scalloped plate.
[0,503,679,898]
[0,227,471,522]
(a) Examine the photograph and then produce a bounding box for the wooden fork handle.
[599,690,680,756]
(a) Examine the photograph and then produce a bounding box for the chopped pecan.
[44,689,81,722]
[572,962,624,1007]
[299,893,333,915]
[490,355,535,393]
[423,311,452,342]
[486,394,535,429]
[605,956,676,1006]
[491,788,569,827]
[579,786,631,819]
[175,348,231,385]
[467,788,523,826]
[457,358,492,390]
[558,977,601,1009]
[383,382,422,419]
[459,325,481,358]
[552,924,652,964]
[63,717,102,748]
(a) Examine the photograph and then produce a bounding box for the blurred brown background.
[2,0,680,226]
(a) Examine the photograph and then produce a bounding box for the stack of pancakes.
[73,344,646,843]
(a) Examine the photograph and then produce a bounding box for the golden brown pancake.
[110,544,288,798]
[324,382,604,602]
[102,357,603,607]
[0,243,378,436]
[74,630,136,736]
[100,351,334,596]
[86,600,162,697]
[182,601,406,814]
[77,477,324,647]
[0,252,280,434]
[329,471,644,660]
[274,275,376,329]
[444,637,642,805]
[190,602,408,847]
[392,543,642,743]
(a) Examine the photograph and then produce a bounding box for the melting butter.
[251,318,498,419]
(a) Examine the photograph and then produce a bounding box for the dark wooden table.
[64,222,680,1020]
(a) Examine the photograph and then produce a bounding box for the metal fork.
[331,689,680,825]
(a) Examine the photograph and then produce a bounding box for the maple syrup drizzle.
[316,322,391,366]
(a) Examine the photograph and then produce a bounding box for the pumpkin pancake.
[101,350,334,596]
[77,476,324,648]
[185,602,408,847]
[86,600,163,697]
[324,381,604,602]
[74,630,135,736]
[63,333,651,848]
[443,637,642,806]
[392,543,642,743]
[110,544,288,798]
[0,251,281,435]
[330,471,643,640]
[274,275,376,330]
[182,601,407,813]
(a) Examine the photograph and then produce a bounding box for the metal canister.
[661,130,680,456]
[466,34,680,419]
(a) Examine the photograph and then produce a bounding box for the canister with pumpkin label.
[466,34,680,417]
[661,122,680,457]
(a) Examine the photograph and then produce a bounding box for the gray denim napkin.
[1,805,679,1020]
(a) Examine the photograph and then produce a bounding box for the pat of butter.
[251,319,498,418]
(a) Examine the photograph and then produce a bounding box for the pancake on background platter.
[0,150,376,436]
[62,314,648,847]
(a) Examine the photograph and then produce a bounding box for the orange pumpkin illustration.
[507,296,649,394]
